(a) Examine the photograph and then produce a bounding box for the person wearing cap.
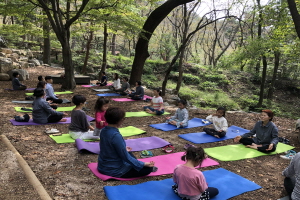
[234,109,279,153]
[45,76,63,104]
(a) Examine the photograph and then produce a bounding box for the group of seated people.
[12,72,299,199]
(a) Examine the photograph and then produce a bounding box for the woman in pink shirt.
[93,97,109,136]
[143,88,164,115]
[173,147,219,200]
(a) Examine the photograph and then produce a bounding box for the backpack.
[14,114,30,122]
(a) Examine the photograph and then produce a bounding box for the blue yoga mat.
[149,118,211,131]
[178,125,249,144]
[104,168,261,200]
[96,93,121,97]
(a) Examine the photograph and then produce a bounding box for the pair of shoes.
[280,150,297,160]
[140,150,154,158]
[279,137,290,144]
[162,145,175,153]
[82,107,91,111]
[45,128,60,134]
[202,120,210,124]
[184,143,196,150]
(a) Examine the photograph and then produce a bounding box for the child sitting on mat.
[143,88,164,115]
[203,107,228,138]
[97,107,157,178]
[172,146,219,200]
[69,95,99,140]
[234,109,279,153]
[12,72,27,90]
[32,88,67,124]
[166,99,188,128]
[93,97,109,136]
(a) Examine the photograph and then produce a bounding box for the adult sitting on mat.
[45,76,63,104]
[115,77,130,95]
[128,81,144,100]
[96,71,107,86]
[282,152,300,199]
[234,109,278,153]
[32,88,67,124]
[97,107,157,178]
[36,81,57,110]
[12,72,27,90]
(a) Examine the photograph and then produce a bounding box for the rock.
[19,57,28,62]
[1,48,12,54]
[27,51,33,58]
[42,64,50,67]
[0,52,5,57]
[28,63,35,68]
[0,57,13,73]
[8,69,29,81]
[12,62,21,68]
[28,58,40,66]
[0,73,10,81]
[18,61,28,68]
[12,49,21,54]
[163,102,169,106]
[19,50,27,56]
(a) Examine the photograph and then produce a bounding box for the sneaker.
[280,152,296,160]
[45,128,60,134]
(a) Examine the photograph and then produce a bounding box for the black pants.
[120,152,153,178]
[239,138,276,153]
[173,184,219,200]
[284,177,294,199]
[47,114,63,123]
[203,128,226,138]
[16,85,27,90]
[129,93,143,100]
[96,82,107,86]
[46,97,63,104]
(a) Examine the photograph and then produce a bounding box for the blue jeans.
[143,106,164,115]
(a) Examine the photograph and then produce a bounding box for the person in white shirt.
[111,73,121,90]
[143,89,164,115]
[203,107,228,138]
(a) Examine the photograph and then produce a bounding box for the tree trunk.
[61,41,76,90]
[255,0,262,74]
[42,4,51,65]
[99,23,108,80]
[81,31,93,74]
[287,0,300,39]
[257,55,267,107]
[111,34,116,55]
[129,0,195,85]
[267,51,280,100]
[175,50,185,94]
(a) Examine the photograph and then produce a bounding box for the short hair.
[36,81,46,89]
[123,77,128,81]
[72,95,86,106]
[38,76,43,81]
[33,88,45,97]
[45,76,52,80]
[181,146,205,166]
[136,81,141,85]
[262,109,274,121]
[13,72,19,77]
[105,107,125,124]
[217,107,226,117]
[178,99,187,106]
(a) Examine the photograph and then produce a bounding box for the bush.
[198,81,220,91]
[234,95,259,109]
[183,74,201,84]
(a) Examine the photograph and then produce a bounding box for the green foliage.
[198,81,220,91]
[143,59,167,74]
[234,95,259,109]
[182,74,201,84]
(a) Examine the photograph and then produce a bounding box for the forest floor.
[0,66,299,200]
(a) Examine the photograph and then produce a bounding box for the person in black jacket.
[12,72,27,90]
[128,81,144,100]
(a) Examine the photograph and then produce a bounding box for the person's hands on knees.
[144,161,155,167]
[266,143,274,151]
[234,135,242,143]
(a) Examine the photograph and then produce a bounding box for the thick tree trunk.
[267,51,280,100]
[61,41,76,90]
[111,34,116,55]
[287,0,300,39]
[100,24,108,80]
[81,31,93,74]
[129,0,195,85]
[257,55,267,107]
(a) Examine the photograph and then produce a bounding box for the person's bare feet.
[214,135,220,138]
[246,144,258,149]
[170,121,177,125]
[60,118,67,122]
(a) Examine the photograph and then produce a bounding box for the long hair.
[181,146,205,166]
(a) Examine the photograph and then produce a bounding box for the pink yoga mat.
[81,83,112,87]
[88,152,219,181]
[111,95,152,102]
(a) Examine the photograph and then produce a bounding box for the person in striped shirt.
[143,89,164,115]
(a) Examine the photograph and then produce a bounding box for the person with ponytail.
[142,88,164,115]
[172,146,219,200]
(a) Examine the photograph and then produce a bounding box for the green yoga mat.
[205,143,294,161]
[25,91,73,96]
[14,106,76,112]
[125,111,170,117]
[49,126,146,143]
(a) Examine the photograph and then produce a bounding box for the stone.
[28,58,40,66]
[12,62,21,68]
[18,61,28,68]
[0,73,10,81]
[1,48,12,54]
[19,57,28,62]
[28,63,35,68]
[42,64,50,67]
[0,57,13,73]
[12,49,21,54]
[8,69,29,81]
[0,52,5,57]
[19,50,27,56]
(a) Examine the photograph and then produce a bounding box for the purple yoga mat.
[5,88,35,91]
[111,95,152,102]
[9,115,94,126]
[88,152,219,181]
[76,136,170,154]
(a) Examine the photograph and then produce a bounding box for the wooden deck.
[50,75,91,84]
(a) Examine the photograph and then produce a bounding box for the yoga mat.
[118,126,146,137]
[50,134,97,143]
[5,88,35,91]
[76,136,170,154]
[96,93,121,97]
[25,91,73,96]
[125,111,170,117]
[150,118,212,131]
[178,125,249,144]
[11,99,71,104]
[205,142,294,161]
[14,106,76,112]
[81,84,97,87]
[103,168,261,200]
[9,115,94,126]
[92,89,112,92]
[111,95,152,102]
[88,152,219,181]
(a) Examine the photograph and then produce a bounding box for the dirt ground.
[0,66,299,200]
